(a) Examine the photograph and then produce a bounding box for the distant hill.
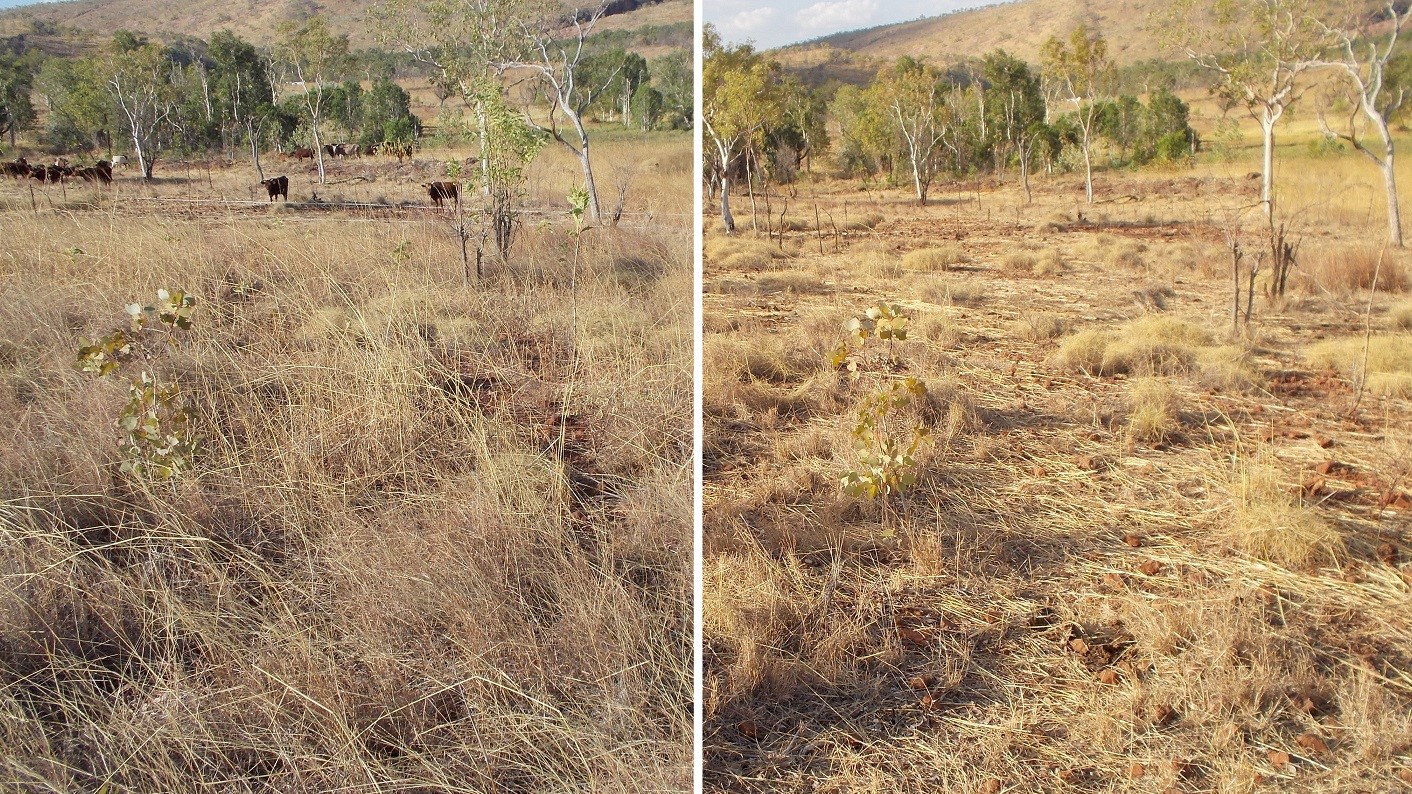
[0,0,690,50]
[780,0,1172,72]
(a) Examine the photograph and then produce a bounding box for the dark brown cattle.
[76,165,112,184]
[1,158,27,178]
[424,181,458,208]
[290,148,314,160]
[29,164,47,182]
[260,175,289,202]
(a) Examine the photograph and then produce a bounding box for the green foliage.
[827,302,931,507]
[0,52,37,144]
[116,372,199,480]
[651,51,692,130]
[568,185,590,233]
[841,377,931,500]
[77,289,200,481]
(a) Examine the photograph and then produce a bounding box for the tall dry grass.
[0,134,692,792]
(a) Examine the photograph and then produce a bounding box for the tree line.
[705,0,1412,247]
[0,1,692,201]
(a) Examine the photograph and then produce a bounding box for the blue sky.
[707,0,1010,50]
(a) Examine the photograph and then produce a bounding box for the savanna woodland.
[0,0,692,790]
[704,0,1412,790]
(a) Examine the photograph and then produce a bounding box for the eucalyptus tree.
[499,2,616,224]
[702,24,781,232]
[983,49,1045,201]
[778,75,828,173]
[104,36,181,179]
[0,53,36,148]
[208,30,276,170]
[1163,0,1330,218]
[874,56,952,206]
[36,56,114,153]
[1041,24,1114,204]
[1317,1,1412,247]
[369,0,532,201]
[274,16,350,184]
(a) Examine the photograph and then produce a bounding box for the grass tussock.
[1229,459,1345,567]
[1306,335,1412,397]
[1013,311,1068,341]
[705,234,785,271]
[902,245,966,272]
[1389,300,1412,331]
[1126,376,1181,443]
[1054,315,1213,376]
[1107,241,1148,271]
[1298,243,1409,294]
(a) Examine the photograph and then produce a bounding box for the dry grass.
[1013,311,1068,341]
[1127,376,1181,444]
[1054,315,1213,376]
[903,246,967,272]
[704,145,1412,792]
[1389,300,1412,331]
[1298,243,1410,295]
[1306,335,1412,397]
[0,135,692,791]
[1228,459,1345,568]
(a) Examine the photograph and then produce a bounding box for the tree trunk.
[1383,145,1402,247]
[721,173,735,233]
[132,127,151,180]
[567,110,601,224]
[249,121,264,181]
[312,117,326,184]
[1260,114,1275,219]
[911,155,926,205]
[1020,142,1032,204]
[1081,125,1094,204]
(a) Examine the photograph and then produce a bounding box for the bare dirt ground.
[703,160,1412,792]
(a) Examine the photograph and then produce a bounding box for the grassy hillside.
[782,0,1171,70]
[0,0,691,49]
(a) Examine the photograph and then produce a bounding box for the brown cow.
[260,175,289,202]
[424,181,458,208]
[76,165,112,184]
[1,158,27,178]
[290,148,314,160]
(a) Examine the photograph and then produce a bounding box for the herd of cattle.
[288,140,417,163]
[2,156,120,184]
[5,150,462,209]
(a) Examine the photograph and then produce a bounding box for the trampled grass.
[703,130,1412,792]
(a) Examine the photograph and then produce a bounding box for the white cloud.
[793,0,879,32]
[724,6,777,36]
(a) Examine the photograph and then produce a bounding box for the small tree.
[1317,1,1412,247]
[703,25,780,233]
[500,3,612,225]
[983,49,1046,202]
[1163,0,1329,218]
[208,30,275,172]
[0,53,37,148]
[1042,24,1114,204]
[105,39,179,179]
[275,16,349,184]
